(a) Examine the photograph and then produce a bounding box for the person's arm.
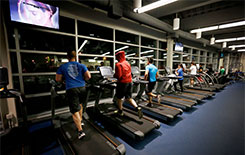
[156,71,159,78]
[84,70,91,81]
[144,70,149,81]
[114,64,122,80]
[56,74,63,82]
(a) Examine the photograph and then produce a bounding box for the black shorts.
[116,83,132,99]
[66,86,86,114]
[146,81,156,93]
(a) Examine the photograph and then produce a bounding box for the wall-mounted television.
[174,42,183,52]
[9,0,59,29]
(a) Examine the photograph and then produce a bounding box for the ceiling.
[143,0,245,51]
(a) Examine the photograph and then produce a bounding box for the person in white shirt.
[189,62,197,87]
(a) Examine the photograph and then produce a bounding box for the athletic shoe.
[118,110,124,116]
[137,107,143,119]
[157,95,161,104]
[146,103,153,107]
[78,131,86,139]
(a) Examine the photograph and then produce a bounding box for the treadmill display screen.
[9,0,59,29]
[100,67,113,77]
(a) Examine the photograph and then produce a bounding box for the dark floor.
[2,82,244,155]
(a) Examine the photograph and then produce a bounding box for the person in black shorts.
[56,51,91,139]
[114,51,143,119]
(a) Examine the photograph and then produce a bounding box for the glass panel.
[7,26,16,49]
[54,16,75,34]
[115,30,139,44]
[200,57,206,63]
[19,29,75,51]
[192,55,198,62]
[21,53,67,73]
[25,96,54,115]
[159,50,167,60]
[200,51,206,56]
[10,52,18,73]
[159,41,167,50]
[206,57,212,63]
[192,49,199,55]
[79,56,113,71]
[78,21,113,40]
[173,62,179,70]
[207,52,210,57]
[158,61,166,70]
[183,47,191,53]
[78,38,113,56]
[23,75,55,94]
[141,48,157,59]
[173,53,181,61]
[116,44,139,58]
[127,59,139,67]
[140,58,156,70]
[183,54,191,62]
[141,37,156,48]
[13,76,20,90]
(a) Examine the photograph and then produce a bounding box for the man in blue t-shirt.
[144,57,160,107]
[174,64,184,92]
[56,51,91,139]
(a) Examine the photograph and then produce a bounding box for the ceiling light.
[126,53,136,57]
[222,42,227,48]
[219,21,245,29]
[228,45,245,48]
[144,55,154,57]
[196,31,202,39]
[237,37,245,41]
[237,49,245,52]
[173,17,180,30]
[190,26,218,33]
[141,49,154,54]
[232,47,235,51]
[134,0,178,13]
[115,46,129,52]
[215,38,237,43]
[101,52,110,56]
[210,37,215,45]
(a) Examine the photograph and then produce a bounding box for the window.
[173,62,179,69]
[192,55,199,62]
[200,51,206,56]
[173,53,181,61]
[79,56,114,71]
[78,21,113,40]
[115,44,139,58]
[13,76,20,90]
[127,58,139,67]
[19,29,75,52]
[192,49,199,55]
[158,61,166,70]
[10,52,18,73]
[159,50,167,60]
[141,37,156,48]
[54,16,75,34]
[141,48,157,59]
[140,58,156,70]
[115,30,139,44]
[7,26,16,49]
[23,75,55,94]
[183,47,191,53]
[78,38,113,56]
[21,53,68,73]
[159,41,167,50]
[183,54,191,62]
[200,57,205,63]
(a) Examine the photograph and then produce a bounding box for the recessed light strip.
[215,36,245,43]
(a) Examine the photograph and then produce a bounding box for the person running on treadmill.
[189,62,197,87]
[114,51,143,119]
[144,57,161,107]
[173,64,184,92]
[220,66,225,75]
[56,51,91,139]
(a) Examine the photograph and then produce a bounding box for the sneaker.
[157,95,161,104]
[146,103,153,107]
[118,110,124,116]
[137,107,143,119]
[78,131,86,139]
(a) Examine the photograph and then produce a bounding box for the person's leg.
[173,81,178,91]
[72,112,82,131]
[179,80,183,92]
[78,104,84,126]
[115,83,124,116]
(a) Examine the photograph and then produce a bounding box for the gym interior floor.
[3,81,244,155]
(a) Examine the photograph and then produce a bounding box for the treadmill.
[86,66,160,140]
[123,66,182,122]
[50,80,126,155]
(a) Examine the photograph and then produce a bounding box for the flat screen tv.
[174,42,183,52]
[9,0,59,29]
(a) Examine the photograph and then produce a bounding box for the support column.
[166,38,174,69]
[225,53,230,74]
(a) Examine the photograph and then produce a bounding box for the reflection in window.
[200,57,205,62]
[10,52,18,73]
[183,47,191,53]
[158,61,166,70]
[78,39,113,56]
[183,54,191,62]
[19,29,75,51]
[207,57,211,63]
[173,53,181,61]
[141,37,156,48]
[23,75,55,94]
[159,50,167,60]
[54,16,75,34]
[192,49,199,55]
[159,41,167,50]
[141,48,156,59]
[127,58,139,67]
[200,51,205,56]
[192,56,198,62]
[173,62,179,70]
[78,21,113,40]
[140,58,156,70]
[116,30,139,44]
[207,52,210,57]
[116,44,139,58]
[79,56,113,71]
[7,26,16,49]
[13,76,20,90]
[21,53,68,73]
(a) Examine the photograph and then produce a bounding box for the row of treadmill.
[50,64,230,155]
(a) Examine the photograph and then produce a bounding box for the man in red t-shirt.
[114,51,143,119]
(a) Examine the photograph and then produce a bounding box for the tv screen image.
[9,0,59,29]
[174,42,183,52]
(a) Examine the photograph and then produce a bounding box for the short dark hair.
[67,51,76,59]
[147,57,153,63]
[191,61,195,65]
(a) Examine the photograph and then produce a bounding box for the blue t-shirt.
[146,64,158,82]
[177,68,184,80]
[56,61,88,90]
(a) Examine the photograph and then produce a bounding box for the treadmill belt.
[61,120,119,155]
[162,96,196,107]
